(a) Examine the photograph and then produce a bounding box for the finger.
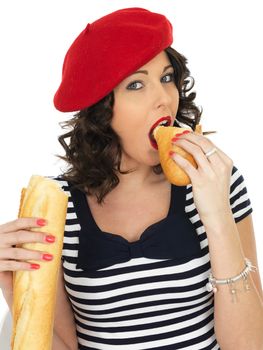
[0,230,56,247]
[174,132,232,164]
[0,260,41,272]
[171,137,224,172]
[172,132,233,171]
[170,151,199,183]
[0,247,53,262]
[0,217,47,234]
[207,146,234,166]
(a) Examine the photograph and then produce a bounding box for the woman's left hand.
[171,131,234,223]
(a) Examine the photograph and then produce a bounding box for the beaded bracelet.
[206,258,257,303]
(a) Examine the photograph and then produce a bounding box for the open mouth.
[148,116,172,150]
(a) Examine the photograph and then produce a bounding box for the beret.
[53,7,173,112]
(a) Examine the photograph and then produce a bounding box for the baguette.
[153,125,202,186]
[11,175,68,350]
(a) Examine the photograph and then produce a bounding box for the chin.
[148,158,161,168]
[148,149,160,164]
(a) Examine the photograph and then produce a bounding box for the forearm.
[53,331,77,350]
[204,213,263,349]
[1,290,12,310]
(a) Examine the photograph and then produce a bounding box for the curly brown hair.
[57,47,202,204]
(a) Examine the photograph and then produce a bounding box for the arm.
[169,130,263,349]
[237,214,263,300]
[0,282,13,311]
[2,260,78,349]
[53,332,75,350]
[203,213,263,350]
[53,264,78,350]
[0,217,78,349]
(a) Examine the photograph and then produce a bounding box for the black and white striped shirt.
[53,165,252,349]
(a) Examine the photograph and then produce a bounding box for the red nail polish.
[169,150,175,157]
[30,263,40,270]
[182,130,191,134]
[42,254,53,261]
[171,137,179,142]
[37,219,46,227]
[45,235,56,243]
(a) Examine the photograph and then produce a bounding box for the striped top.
[53,165,252,350]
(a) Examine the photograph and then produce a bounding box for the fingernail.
[45,235,56,243]
[30,263,40,270]
[42,253,53,261]
[37,219,46,227]
[172,131,191,142]
[169,150,176,157]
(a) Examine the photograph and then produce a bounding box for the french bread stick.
[11,175,68,350]
[153,125,202,186]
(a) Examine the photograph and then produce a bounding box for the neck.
[116,166,165,195]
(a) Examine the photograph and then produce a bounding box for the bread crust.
[11,176,68,350]
[154,125,202,186]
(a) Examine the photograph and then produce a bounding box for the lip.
[148,116,172,150]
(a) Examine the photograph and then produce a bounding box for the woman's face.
[112,51,179,169]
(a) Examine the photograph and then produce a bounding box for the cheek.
[173,88,180,108]
[112,102,141,136]
[111,104,126,134]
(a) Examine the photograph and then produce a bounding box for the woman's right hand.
[0,217,56,306]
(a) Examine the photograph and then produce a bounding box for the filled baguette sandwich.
[153,124,202,186]
[11,175,68,350]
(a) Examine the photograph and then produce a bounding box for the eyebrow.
[129,64,173,76]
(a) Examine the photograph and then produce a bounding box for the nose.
[153,82,173,109]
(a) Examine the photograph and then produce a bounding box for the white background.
[0,0,262,327]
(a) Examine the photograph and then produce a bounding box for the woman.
[0,7,262,350]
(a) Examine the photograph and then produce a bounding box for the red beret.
[53,7,173,112]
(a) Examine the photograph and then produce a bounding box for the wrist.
[201,210,235,234]
[206,257,257,303]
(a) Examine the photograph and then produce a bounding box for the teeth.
[158,120,169,125]
[150,119,170,141]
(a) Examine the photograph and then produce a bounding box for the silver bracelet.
[206,258,257,303]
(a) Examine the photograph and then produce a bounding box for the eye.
[161,73,175,83]
[126,81,143,90]
[126,72,175,91]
